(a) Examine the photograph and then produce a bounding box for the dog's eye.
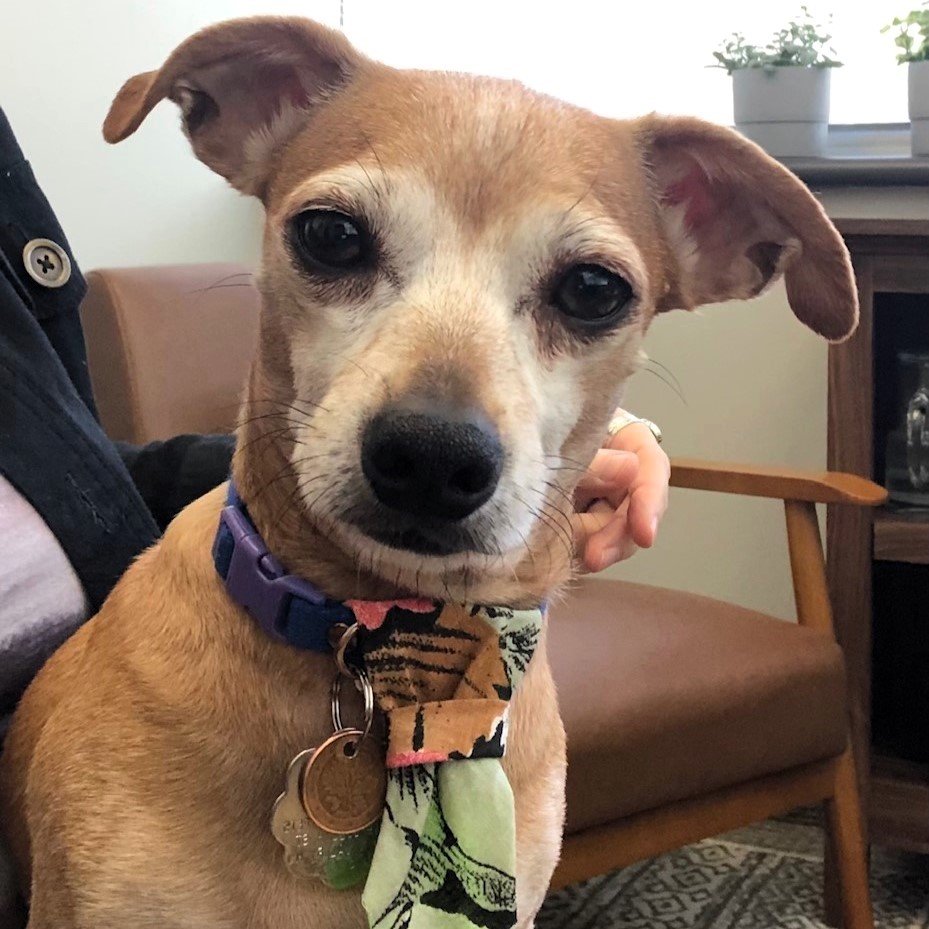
[292,210,369,272]
[553,264,634,325]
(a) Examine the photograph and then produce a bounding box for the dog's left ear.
[636,115,857,343]
[103,16,367,197]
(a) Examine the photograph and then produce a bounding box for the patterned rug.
[538,812,929,928]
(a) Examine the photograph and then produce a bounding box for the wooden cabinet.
[827,218,929,852]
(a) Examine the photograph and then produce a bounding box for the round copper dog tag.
[301,730,387,835]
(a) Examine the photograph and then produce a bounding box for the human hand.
[572,414,670,573]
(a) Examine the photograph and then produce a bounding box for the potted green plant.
[713,7,842,157]
[883,4,929,156]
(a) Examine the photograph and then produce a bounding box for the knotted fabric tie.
[351,599,542,929]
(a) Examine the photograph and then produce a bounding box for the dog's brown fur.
[0,16,857,929]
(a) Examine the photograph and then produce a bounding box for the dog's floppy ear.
[636,115,857,343]
[103,16,366,196]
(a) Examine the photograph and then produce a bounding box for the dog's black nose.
[362,407,504,521]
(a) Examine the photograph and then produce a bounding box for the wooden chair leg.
[823,749,873,929]
[823,818,842,927]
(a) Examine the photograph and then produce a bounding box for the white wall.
[4,5,926,621]
[344,1,908,125]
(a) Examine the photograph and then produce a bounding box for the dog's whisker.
[232,433,295,462]
[275,468,332,507]
[515,490,573,566]
[231,429,302,468]
[541,453,593,469]
[208,270,256,285]
[359,127,388,191]
[330,350,393,403]
[536,460,593,482]
[542,478,576,510]
[239,396,330,419]
[645,357,685,398]
[535,496,576,564]
[497,514,534,588]
[264,452,329,500]
[247,459,315,515]
[300,479,343,527]
[352,153,380,204]
[190,281,255,293]
[233,420,296,444]
[642,362,687,405]
[236,406,299,424]
[558,167,604,229]
[268,473,320,526]
[185,271,257,300]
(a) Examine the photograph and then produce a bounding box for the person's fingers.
[572,499,614,549]
[625,444,671,549]
[627,484,668,548]
[590,512,638,570]
[573,449,639,512]
[602,422,669,549]
[573,499,636,572]
[571,417,669,571]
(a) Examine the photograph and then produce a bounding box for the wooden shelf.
[828,223,929,854]
[872,754,929,853]
[835,219,929,238]
[873,509,929,564]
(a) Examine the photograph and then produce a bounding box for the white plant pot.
[909,60,929,157]
[732,66,831,157]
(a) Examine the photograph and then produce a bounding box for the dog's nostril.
[450,463,492,497]
[373,446,414,484]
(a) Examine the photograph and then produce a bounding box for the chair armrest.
[670,458,887,507]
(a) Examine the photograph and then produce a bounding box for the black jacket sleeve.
[0,105,160,612]
[116,434,235,532]
[2,105,234,596]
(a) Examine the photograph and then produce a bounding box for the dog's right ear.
[103,16,366,197]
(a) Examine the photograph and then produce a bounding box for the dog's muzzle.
[356,403,504,555]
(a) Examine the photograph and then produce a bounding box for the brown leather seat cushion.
[549,579,847,834]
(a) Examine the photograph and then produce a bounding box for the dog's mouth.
[345,511,497,558]
[365,525,470,556]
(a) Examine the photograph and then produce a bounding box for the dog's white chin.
[320,515,530,596]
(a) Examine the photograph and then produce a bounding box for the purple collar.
[212,482,355,652]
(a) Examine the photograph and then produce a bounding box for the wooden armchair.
[549,460,886,929]
[81,265,886,929]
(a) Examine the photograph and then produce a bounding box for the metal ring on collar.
[332,622,361,678]
[331,669,375,743]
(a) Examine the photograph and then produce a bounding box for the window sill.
[778,124,929,187]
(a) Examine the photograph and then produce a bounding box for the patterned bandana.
[351,599,542,929]
[211,485,542,927]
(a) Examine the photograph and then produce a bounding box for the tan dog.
[0,15,857,929]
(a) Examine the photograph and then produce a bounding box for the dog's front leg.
[505,639,568,928]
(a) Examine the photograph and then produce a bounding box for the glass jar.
[885,351,929,508]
